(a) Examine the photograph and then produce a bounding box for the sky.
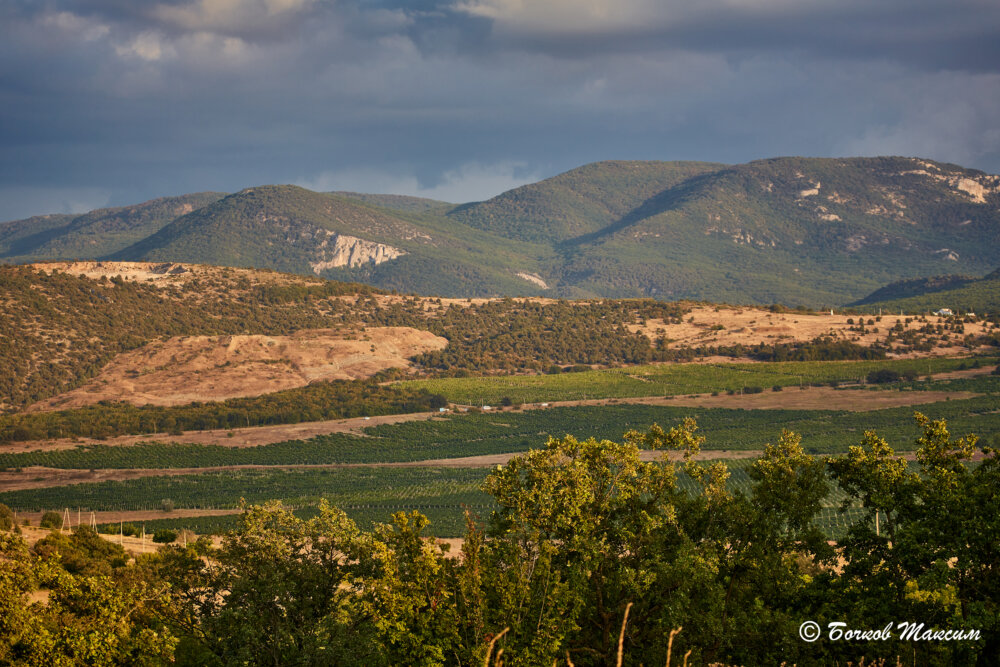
[1,0,999,221]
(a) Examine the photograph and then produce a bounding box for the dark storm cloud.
[0,0,998,221]
[453,0,1000,72]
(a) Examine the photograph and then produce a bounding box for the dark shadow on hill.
[557,168,731,249]
[1,223,77,259]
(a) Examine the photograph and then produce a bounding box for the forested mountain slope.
[531,157,1000,303]
[446,160,725,244]
[3,157,999,305]
[110,185,548,297]
[0,192,225,261]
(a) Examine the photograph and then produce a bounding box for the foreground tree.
[155,501,382,666]
[0,531,175,666]
[828,414,997,665]
[467,420,836,666]
[5,416,989,665]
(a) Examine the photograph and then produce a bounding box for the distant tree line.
[0,380,446,442]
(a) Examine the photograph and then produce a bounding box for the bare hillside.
[30,327,447,410]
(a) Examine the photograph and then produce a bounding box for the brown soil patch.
[929,365,997,380]
[629,305,994,357]
[29,327,447,412]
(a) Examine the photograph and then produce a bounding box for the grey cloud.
[0,0,998,222]
[454,0,1000,73]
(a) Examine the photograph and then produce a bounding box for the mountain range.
[2,157,998,306]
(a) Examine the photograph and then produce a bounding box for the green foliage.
[867,368,902,383]
[33,526,127,576]
[718,337,888,361]
[151,530,177,544]
[2,417,997,665]
[0,529,174,666]
[0,503,12,531]
[155,502,382,665]
[40,511,62,530]
[852,273,978,304]
[826,415,998,663]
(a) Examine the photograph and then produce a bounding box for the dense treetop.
[1,416,996,665]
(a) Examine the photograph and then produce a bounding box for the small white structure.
[933,308,954,317]
[482,405,492,411]
[439,407,450,413]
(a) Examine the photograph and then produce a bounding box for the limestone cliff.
[309,232,405,274]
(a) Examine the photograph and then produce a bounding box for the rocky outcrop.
[309,232,405,274]
[516,271,549,289]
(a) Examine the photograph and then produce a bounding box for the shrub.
[40,511,63,530]
[867,369,902,384]
[161,498,175,513]
[744,386,764,394]
[152,529,178,544]
[772,385,783,392]
[0,503,13,531]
